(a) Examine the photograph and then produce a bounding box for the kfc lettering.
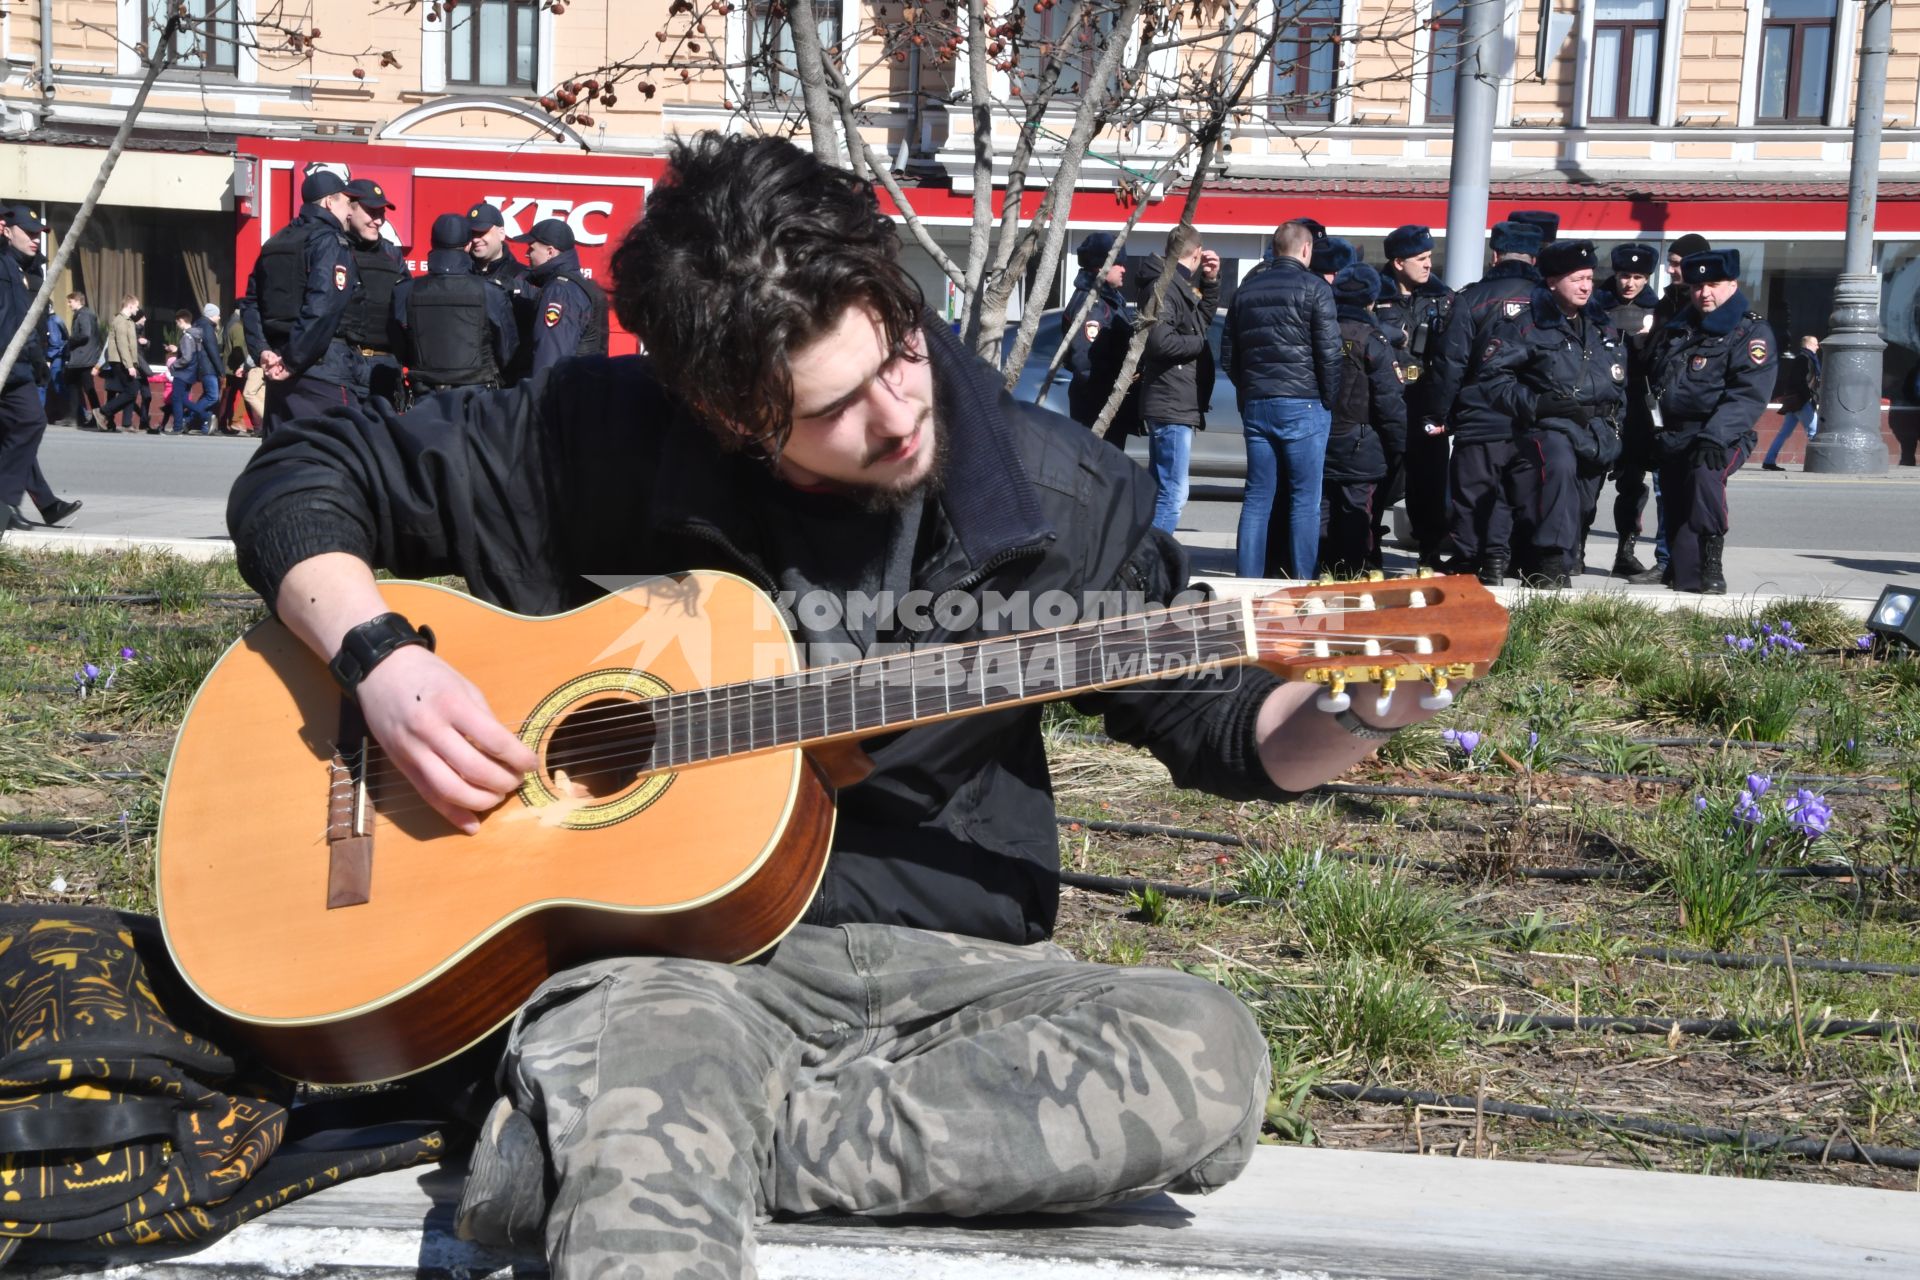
[476,196,618,244]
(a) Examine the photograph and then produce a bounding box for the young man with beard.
[1643,249,1777,594]
[227,132,1454,1280]
[1372,224,1453,569]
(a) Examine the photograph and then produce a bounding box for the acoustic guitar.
[156,571,1507,1085]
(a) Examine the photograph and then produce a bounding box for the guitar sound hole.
[545,698,656,799]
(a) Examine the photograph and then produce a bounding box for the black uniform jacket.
[1474,289,1628,468]
[1324,307,1408,483]
[1425,260,1542,438]
[226,318,1295,947]
[1642,290,1779,458]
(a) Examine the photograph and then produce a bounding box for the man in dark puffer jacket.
[1220,220,1342,580]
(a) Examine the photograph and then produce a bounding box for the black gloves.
[1533,392,1590,424]
[1691,439,1730,471]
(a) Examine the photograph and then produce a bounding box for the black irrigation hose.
[1057,870,1283,908]
[1471,1012,1918,1041]
[0,820,141,841]
[1313,1083,1920,1171]
[1061,817,1243,847]
[1629,947,1920,979]
[19,592,259,606]
[1316,781,1529,807]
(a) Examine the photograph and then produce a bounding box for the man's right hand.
[260,349,289,382]
[352,645,540,835]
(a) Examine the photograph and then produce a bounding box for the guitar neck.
[646,596,1259,769]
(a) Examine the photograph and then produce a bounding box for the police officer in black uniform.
[1064,231,1138,445]
[1323,263,1407,577]
[0,204,51,533]
[1598,242,1661,578]
[1506,209,1561,249]
[468,202,537,386]
[514,218,609,379]
[240,169,362,435]
[340,178,410,410]
[1475,240,1627,589]
[402,212,519,396]
[1372,223,1454,569]
[1426,219,1544,583]
[1643,249,1777,595]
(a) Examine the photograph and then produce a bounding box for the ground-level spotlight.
[1867,585,1920,652]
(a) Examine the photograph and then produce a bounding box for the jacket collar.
[1600,277,1656,310]
[1528,287,1609,329]
[527,247,582,284]
[426,248,474,275]
[1336,300,1377,326]
[1669,288,1750,336]
[297,203,345,235]
[1486,259,1542,285]
[644,315,1054,580]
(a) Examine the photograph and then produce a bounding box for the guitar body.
[157,573,836,1086]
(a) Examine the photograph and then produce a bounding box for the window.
[1018,3,1116,99]
[447,0,539,89]
[1271,0,1341,121]
[142,0,238,75]
[1589,0,1664,123]
[1757,0,1836,124]
[747,4,842,101]
[1426,1,1464,123]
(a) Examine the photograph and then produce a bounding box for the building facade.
[0,1,1914,405]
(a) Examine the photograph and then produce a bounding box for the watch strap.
[328,612,436,695]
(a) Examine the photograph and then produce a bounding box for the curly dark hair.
[609,132,925,453]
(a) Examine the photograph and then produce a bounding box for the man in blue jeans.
[1132,224,1219,532]
[1221,220,1342,578]
[1762,335,1820,471]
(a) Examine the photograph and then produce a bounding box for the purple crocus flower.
[81,662,99,680]
[1738,637,1756,652]
[120,647,137,660]
[1778,620,1794,635]
[1857,635,1875,651]
[1733,789,1764,824]
[1443,729,1482,755]
[1694,795,1710,812]
[1785,788,1833,838]
[1747,774,1772,799]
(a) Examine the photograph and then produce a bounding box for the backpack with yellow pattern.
[0,907,444,1264]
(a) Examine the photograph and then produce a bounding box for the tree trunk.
[787,0,845,166]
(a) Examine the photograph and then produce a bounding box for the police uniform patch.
[1504,300,1526,318]
[1611,363,1625,382]
[543,301,564,328]
[333,264,347,291]
[1691,355,1708,371]
[1749,340,1769,365]
[1395,364,1406,383]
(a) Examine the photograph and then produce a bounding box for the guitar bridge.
[326,703,374,909]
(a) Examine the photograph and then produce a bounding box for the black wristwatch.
[328,612,436,695]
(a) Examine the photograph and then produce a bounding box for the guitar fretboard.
[644,597,1256,769]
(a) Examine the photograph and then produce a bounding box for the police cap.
[510,218,576,251]
[1507,209,1561,244]
[1538,239,1597,280]
[1611,243,1657,275]
[1310,236,1357,275]
[466,202,506,235]
[300,169,350,202]
[1489,221,1543,258]
[1681,249,1741,285]
[1384,224,1434,260]
[430,212,473,250]
[346,178,396,211]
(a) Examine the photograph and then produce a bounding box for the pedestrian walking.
[1373,223,1455,569]
[97,295,146,432]
[1319,263,1407,577]
[65,291,107,429]
[1428,220,1546,584]
[1133,223,1219,534]
[239,169,363,436]
[0,204,51,533]
[41,307,70,425]
[1643,249,1778,594]
[1063,232,1138,446]
[215,304,255,432]
[514,218,608,379]
[167,307,217,433]
[1221,220,1340,578]
[1762,335,1821,470]
[1474,240,1628,588]
[403,212,518,396]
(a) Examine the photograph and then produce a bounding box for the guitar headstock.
[1249,571,1510,717]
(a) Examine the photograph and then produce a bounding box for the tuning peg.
[1318,573,1336,585]
[1374,673,1396,720]
[1419,673,1453,711]
[1367,569,1385,582]
[1315,675,1351,713]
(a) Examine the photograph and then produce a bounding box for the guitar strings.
[339,616,1460,818]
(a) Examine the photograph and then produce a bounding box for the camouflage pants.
[498,922,1270,1280]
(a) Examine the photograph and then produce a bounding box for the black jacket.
[1324,307,1407,483]
[239,203,359,381]
[226,321,1294,948]
[525,248,609,378]
[1474,289,1628,468]
[1597,279,1659,462]
[1643,291,1779,457]
[1426,260,1543,442]
[1371,275,1452,421]
[1063,274,1137,433]
[1220,256,1341,409]
[0,244,43,390]
[68,305,103,367]
[1131,256,1217,428]
[475,247,537,385]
